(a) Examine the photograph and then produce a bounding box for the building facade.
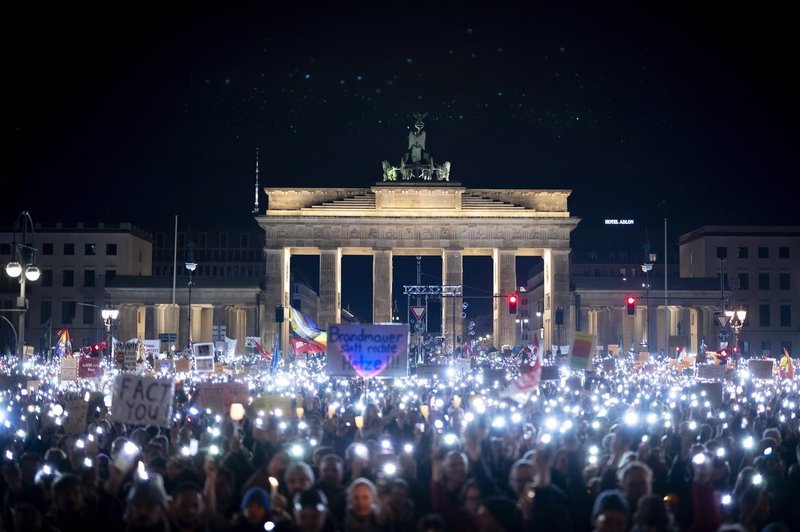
[679,226,800,356]
[1,222,152,353]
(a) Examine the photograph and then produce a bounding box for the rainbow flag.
[289,307,327,350]
[54,329,72,357]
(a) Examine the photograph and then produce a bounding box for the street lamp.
[5,211,39,364]
[101,304,119,363]
[641,251,656,350]
[726,308,747,359]
[185,239,197,350]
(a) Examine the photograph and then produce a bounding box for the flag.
[290,336,324,356]
[270,335,280,374]
[54,329,72,357]
[500,352,542,404]
[245,337,272,360]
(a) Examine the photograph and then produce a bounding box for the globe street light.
[185,239,197,351]
[5,211,39,364]
[101,304,119,363]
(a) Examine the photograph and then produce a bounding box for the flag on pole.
[54,329,72,357]
[245,337,272,360]
[270,335,280,374]
[500,351,542,404]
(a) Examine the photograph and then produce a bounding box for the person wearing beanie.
[476,496,522,532]
[125,474,171,532]
[592,489,629,532]
[231,486,272,532]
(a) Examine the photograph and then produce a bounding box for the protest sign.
[569,332,595,371]
[110,374,175,427]
[608,344,620,357]
[540,365,560,381]
[124,341,138,369]
[64,398,89,434]
[78,357,102,378]
[193,343,215,373]
[175,358,192,373]
[696,364,726,381]
[26,380,40,392]
[251,395,292,415]
[142,339,161,358]
[326,324,409,378]
[60,357,79,381]
[196,381,249,413]
[748,359,775,380]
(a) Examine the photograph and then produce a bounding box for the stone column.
[373,250,393,324]
[319,248,342,329]
[264,248,291,353]
[493,249,517,348]
[544,249,571,354]
[442,249,463,355]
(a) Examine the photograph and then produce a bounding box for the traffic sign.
[158,333,177,342]
[718,330,730,342]
[410,307,426,321]
[715,314,730,329]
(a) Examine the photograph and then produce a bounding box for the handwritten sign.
[110,374,175,427]
[175,358,192,373]
[196,382,249,413]
[78,357,102,378]
[64,398,89,434]
[569,332,595,371]
[60,357,79,381]
[607,344,620,357]
[326,324,409,378]
[142,339,161,358]
[454,358,471,375]
[696,364,726,381]
[748,359,775,380]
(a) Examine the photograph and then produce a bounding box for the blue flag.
[271,335,280,374]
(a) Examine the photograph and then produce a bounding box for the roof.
[107,275,263,289]
[679,225,800,245]
[572,276,722,292]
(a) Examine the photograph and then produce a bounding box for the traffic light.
[626,296,636,316]
[508,294,518,314]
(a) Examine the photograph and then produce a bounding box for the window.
[42,269,53,287]
[199,233,208,247]
[758,273,770,290]
[780,273,790,290]
[716,247,727,259]
[106,243,117,255]
[105,270,117,284]
[737,273,749,290]
[780,305,791,327]
[84,269,95,287]
[759,304,770,327]
[219,233,228,248]
[761,340,771,354]
[737,247,748,259]
[42,243,53,255]
[85,243,96,255]
[62,301,76,324]
[779,247,790,259]
[64,243,75,255]
[40,301,52,324]
[83,304,94,325]
[240,233,250,247]
[0,243,9,256]
[62,270,74,287]
[758,247,769,259]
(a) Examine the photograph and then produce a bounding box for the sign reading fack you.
[111,374,175,427]
[326,323,409,378]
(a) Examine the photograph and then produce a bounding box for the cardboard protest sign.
[748,359,775,380]
[64,398,89,434]
[60,357,79,381]
[193,343,215,373]
[110,374,175,427]
[196,381,249,413]
[251,395,292,415]
[124,341,139,369]
[142,339,161,358]
[696,364,726,381]
[175,358,192,373]
[326,324,409,378]
[569,332,595,371]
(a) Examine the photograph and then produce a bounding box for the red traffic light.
[508,293,518,314]
[626,295,636,316]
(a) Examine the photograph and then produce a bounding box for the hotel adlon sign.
[326,323,409,378]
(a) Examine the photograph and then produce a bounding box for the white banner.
[110,374,175,427]
[326,323,409,378]
[142,339,161,357]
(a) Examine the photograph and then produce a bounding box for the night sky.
[6,3,798,243]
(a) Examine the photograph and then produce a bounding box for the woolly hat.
[241,486,271,511]
[592,489,629,519]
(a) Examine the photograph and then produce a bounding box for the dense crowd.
[0,352,799,532]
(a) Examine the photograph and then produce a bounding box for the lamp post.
[726,308,747,360]
[101,304,119,363]
[185,239,197,351]
[641,251,656,351]
[5,211,40,366]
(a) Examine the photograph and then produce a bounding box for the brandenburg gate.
[257,116,580,355]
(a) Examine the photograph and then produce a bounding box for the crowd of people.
[0,352,799,532]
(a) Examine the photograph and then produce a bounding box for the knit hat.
[592,489,629,519]
[241,486,271,511]
[481,496,522,531]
